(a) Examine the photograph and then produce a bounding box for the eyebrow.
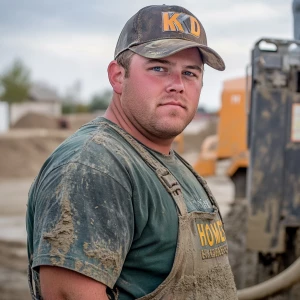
[186,65,204,72]
[145,58,204,72]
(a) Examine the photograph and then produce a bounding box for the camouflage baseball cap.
[114,5,225,71]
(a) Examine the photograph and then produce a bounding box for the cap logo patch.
[162,12,201,37]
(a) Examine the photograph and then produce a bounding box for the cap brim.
[129,39,225,71]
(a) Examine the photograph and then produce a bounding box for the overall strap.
[97,120,188,216]
[174,152,224,224]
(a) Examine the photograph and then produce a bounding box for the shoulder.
[36,119,140,189]
[29,119,160,211]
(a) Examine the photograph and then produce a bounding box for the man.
[26,4,237,300]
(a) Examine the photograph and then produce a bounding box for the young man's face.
[120,47,204,141]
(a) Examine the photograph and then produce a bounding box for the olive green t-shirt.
[26,117,213,299]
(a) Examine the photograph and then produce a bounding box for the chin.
[154,125,185,139]
[150,117,189,137]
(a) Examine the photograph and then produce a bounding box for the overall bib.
[108,122,238,300]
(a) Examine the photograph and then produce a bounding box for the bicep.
[40,266,108,300]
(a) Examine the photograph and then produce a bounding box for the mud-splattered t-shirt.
[26,117,213,299]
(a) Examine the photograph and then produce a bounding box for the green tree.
[89,89,112,112]
[62,103,90,114]
[62,102,74,114]
[76,103,89,113]
[0,59,31,103]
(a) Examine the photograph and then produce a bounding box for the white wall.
[10,102,61,125]
[0,102,9,133]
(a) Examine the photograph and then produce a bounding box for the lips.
[159,101,186,109]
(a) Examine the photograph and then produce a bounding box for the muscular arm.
[40,266,109,300]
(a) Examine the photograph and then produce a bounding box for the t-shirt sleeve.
[31,161,134,288]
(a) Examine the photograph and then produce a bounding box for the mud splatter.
[139,213,237,300]
[80,263,94,278]
[178,265,236,299]
[246,199,285,253]
[144,265,236,300]
[262,110,271,120]
[75,260,84,271]
[258,145,268,155]
[258,83,272,101]
[251,170,264,195]
[83,241,122,279]
[43,167,75,266]
[75,260,116,287]
[92,134,107,145]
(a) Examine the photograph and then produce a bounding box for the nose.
[166,73,184,94]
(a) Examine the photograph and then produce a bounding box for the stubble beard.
[147,108,195,139]
[121,82,196,140]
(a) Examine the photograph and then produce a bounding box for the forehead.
[135,47,203,65]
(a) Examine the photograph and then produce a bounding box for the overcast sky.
[0,0,295,110]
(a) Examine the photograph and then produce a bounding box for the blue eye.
[183,71,195,77]
[152,66,164,72]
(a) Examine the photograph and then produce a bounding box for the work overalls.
[28,120,238,300]
[108,123,238,300]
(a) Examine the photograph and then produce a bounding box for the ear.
[107,61,125,94]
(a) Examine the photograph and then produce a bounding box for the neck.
[104,94,173,155]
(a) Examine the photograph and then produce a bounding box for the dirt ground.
[0,113,217,180]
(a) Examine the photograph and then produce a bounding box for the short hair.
[115,50,135,78]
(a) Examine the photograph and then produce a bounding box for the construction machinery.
[243,33,300,296]
[195,1,300,298]
[193,75,250,198]
[241,1,300,298]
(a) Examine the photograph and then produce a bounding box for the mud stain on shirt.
[43,179,75,266]
[75,260,84,271]
[83,241,123,279]
[92,134,107,145]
